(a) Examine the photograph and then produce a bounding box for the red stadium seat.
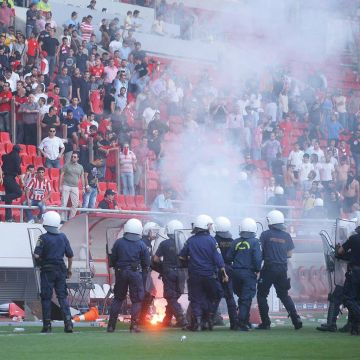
[0,131,11,144]
[26,145,37,156]
[5,143,13,153]
[125,195,137,210]
[48,168,60,180]
[18,144,27,156]
[107,182,118,192]
[50,192,61,205]
[116,195,129,210]
[0,143,5,154]
[33,156,44,167]
[21,154,33,166]
[98,182,107,192]
[135,195,149,210]
[52,179,59,192]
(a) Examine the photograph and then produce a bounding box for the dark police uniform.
[108,233,150,332]
[155,235,186,326]
[139,235,156,324]
[256,227,302,329]
[1,148,22,221]
[227,233,262,329]
[342,232,360,334]
[215,232,238,329]
[179,231,224,330]
[34,231,74,332]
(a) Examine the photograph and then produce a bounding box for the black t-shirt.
[42,113,57,126]
[85,162,100,188]
[63,118,78,136]
[76,53,88,73]
[42,37,60,56]
[103,94,115,114]
[343,234,360,267]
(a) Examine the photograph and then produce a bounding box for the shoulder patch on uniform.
[235,241,250,251]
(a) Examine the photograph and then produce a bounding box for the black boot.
[316,323,337,332]
[256,323,271,330]
[175,314,188,330]
[350,322,360,336]
[107,317,117,333]
[339,321,351,333]
[290,313,303,330]
[130,320,141,333]
[229,318,238,331]
[192,316,202,331]
[64,320,73,333]
[207,313,214,331]
[41,320,52,333]
[317,301,338,332]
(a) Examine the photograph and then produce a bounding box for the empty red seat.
[21,154,33,166]
[0,143,5,154]
[147,179,158,191]
[33,156,43,167]
[52,179,59,192]
[116,195,129,210]
[26,145,37,156]
[5,143,13,153]
[98,182,107,192]
[135,195,149,210]
[49,192,61,205]
[125,195,137,210]
[48,168,60,180]
[0,131,11,144]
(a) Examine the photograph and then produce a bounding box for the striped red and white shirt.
[80,22,94,42]
[27,177,52,201]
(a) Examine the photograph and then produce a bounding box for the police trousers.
[109,269,145,321]
[233,269,257,324]
[343,267,360,324]
[162,269,184,320]
[188,274,223,318]
[40,267,71,322]
[257,268,297,325]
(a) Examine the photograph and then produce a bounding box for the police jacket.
[260,227,294,271]
[179,231,225,277]
[215,232,233,265]
[155,235,179,271]
[1,150,21,177]
[141,236,153,256]
[343,233,360,267]
[227,235,262,272]
[111,233,150,270]
[34,232,74,268]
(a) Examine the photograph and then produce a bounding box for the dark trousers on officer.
[233,269,257,325]
[188,274,223,318]
[3,175,22,221]
[343,267,360,328]
[162,269,184,323]
[215,268,237,327]
[139,272,155,323]
[40,267,71,324]
[109,269,145,324]
[257,268,298,325]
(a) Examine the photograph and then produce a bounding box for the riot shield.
[334,219,355,286]
[319,230,335,295]
[152,227,167,256]
[174,229,192,294]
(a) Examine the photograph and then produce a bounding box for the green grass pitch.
[0,323,359,360]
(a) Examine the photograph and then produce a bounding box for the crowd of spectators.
[1,0,360,223]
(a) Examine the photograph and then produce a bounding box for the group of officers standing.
[33,208,360,335]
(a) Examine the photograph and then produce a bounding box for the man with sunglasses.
[39,126,65,168]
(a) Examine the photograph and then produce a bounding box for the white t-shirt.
[320,162,335,181]
[299,162,314,182]
[143,107,157,126]
[109,40,122,54]
[288,150,304,171]
[39,136,65,160]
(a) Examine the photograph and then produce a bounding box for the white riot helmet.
[124,218,143,235]
[240,217,257,234]
[314,198,324,207]
[193,214,214,231]
[275,186,284,195]
[42,211,61,234]
[267,210,285,225]
[214,216,231,233]
[143,222,159,236]
[166,220,184,236]
[239,171,248,181]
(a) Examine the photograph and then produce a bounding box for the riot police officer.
[337,220,360,335]
[213,216,238,330]
[153,219,187,328]
[227,217,262,331]
[107,219,150,333]
[179,214,227,331]
[33,211,74,333]
[139,221,159,325]
[256,210,302,330]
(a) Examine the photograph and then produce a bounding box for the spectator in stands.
[1,144,22,222]
[87,0,96,10]
[147,110,169,138]
[41,27,59,79]
[60,151,84,220]
[24,166,51,223]
[151,188,174,212]
[0,1,14,35]
[63,109,79,151]
[109,32,122,54]
[83,157,103,209]
[67,97,86,123]
[98,189,118,210]
[55,67,72,100]
[298,128,311,150]
[41,105,60,135]
[119,142,136,196]
[20,164,35,188]
[327,112,343,141]
[264,176,276,201]
[19,93,39,146]
[310,154,321,181]
[284,164,298,200]
[299,154,314,187]
[350,129,360,177]
[0,82,12,132]
[80,15,94,43]
[336,156,349,191]
[38,126,65,168]
[333,89,348,129]
[262,132,281,168]
[64,11,79,31]
[271,152,285,186]
[320,154,335,189]
[342,170,359,213]
[287,142,304,173]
